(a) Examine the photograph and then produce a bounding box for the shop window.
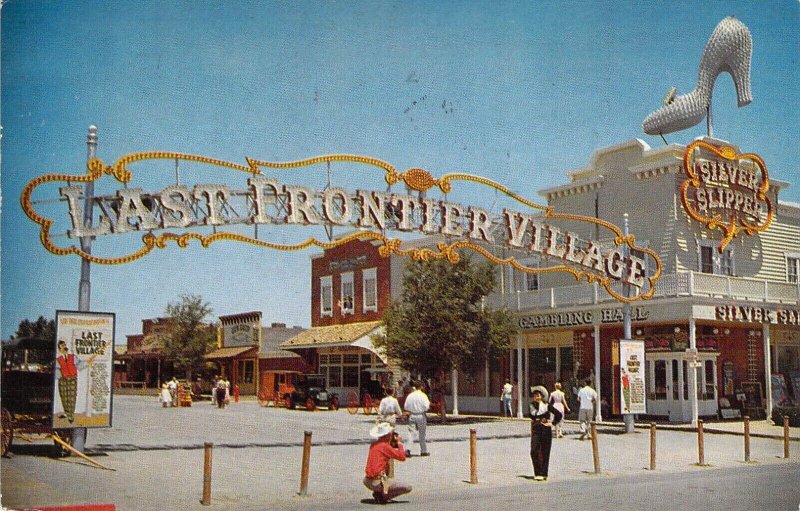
[341,272,354,314]
[559,347,573,377]
[321,276,333,317]
[328,354,342,364]
[361,353,372,363]
[786,255,799,284]
[319,354,329,364]
[363,268,378,312]
[237,360,254,384]
[673,360,680,400]
[328,366,342,387]
[343,366,359,387]
[530,348,556,374]
[343,354,359,364]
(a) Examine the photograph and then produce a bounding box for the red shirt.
[57,354,78,378]
[364,438,406,479]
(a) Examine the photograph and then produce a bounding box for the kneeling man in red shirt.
[364,422,411,504]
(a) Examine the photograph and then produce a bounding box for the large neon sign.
[681,140,772,252]
[21,151,662,303]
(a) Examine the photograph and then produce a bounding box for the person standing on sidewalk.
[403,381,430,457]
[168,377,179,408]
[501,380,514,417]
[549,382,570,438]
[364,422,411,504]
[378,388,403,426]
[577,379,597,440]
[529,385,562,481]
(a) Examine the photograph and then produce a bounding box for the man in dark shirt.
[364,422,411,504]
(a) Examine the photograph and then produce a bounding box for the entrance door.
[647,353,718,422]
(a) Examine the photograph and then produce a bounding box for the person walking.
[363,422,411,504]
[577,379,597,440]
[549,382,571,438]
[215,377,227,409]
[224,377,231,405]
[501,380,514,417]
[529,385,562,481]
[378,388,403,426]
[210,376,219,407]
[168,377,179,408]
[402,381,430,457]
[160,382,171,408]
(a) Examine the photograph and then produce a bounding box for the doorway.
[646,353,718,422]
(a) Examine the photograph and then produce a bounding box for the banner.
[53,310,115,428]
[619,339,646,414]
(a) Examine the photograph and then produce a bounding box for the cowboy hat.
[369,422,395,439]
[530,385,549,402]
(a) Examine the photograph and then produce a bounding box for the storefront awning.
[279,321,386,363]
[204,345,258,360]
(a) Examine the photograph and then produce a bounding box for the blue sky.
[2,1,798,343]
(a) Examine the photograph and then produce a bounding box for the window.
[320,276,333,317]
[786,255,800,284]
[704,360,715,399]
[700,246,714,274]
[698,241,734,275]
[341,272,354,314]
[343,366,359,387]
[525,272,539,291]
[328,366,342,387]
[363,268,378,312]
[237,360,254,384]
[653,360,667,400]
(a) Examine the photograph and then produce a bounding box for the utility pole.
[73,125,97,453]
[622,213,635,433]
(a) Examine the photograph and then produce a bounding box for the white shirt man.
[577,380,598,440]
[403,383,430,456]
[378,389,403,425]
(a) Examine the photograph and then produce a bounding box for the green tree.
[13,316,56,340]
[375,256,517,381]
[161,295,216,380]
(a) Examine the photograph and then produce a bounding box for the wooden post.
[590,421,600,474]
[697,419,705,465]
[649,423,656,470]
[784,415,791,459]
[201,442,212,506]
[743,416,750,462]
[299,431,312,496]
[469,429,478,484]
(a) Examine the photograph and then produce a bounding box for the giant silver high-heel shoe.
[642,17,752,135]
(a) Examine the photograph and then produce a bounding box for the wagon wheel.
[52,429,74,458]
[346,390,359,415]
[305,397,316,412]
[329,396,339,411]
[362,393,374,415]
[1,408,13,457]
[258,389,269,407]
[284,395,294,409]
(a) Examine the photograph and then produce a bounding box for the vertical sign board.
[619,339,646,414]
[53,310,115,428]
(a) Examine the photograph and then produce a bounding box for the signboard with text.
[53,310,115,428]
[619,339,646,414]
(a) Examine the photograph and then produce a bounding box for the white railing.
[487,271,800,310]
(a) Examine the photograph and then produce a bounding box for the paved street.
[2,396,798,510]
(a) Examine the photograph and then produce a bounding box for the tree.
[374,255,517,381]
[161,295,216,380]
[13,316,56,340]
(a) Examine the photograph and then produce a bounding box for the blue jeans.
[502,397,513,416]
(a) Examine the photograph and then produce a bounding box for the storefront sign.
[22,152,662,303]
[681,140,772,252]
[715,305,800,325]
[518,306,650,329]
[329,255,368,272]
[619,339,646,414]
[53,310,115,429]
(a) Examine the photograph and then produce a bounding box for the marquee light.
[21,151,663,303]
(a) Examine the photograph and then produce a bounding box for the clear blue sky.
[2,1,798,343]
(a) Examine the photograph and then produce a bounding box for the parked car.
[284,374,338,411]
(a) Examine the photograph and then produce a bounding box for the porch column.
[524,347,529,405]
[689,319,699,427]
[451,368,459,416]
[594,324,602,422]
[516,336,524,418]
[555,346,561,382]
[763,323,772,420]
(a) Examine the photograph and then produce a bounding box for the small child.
[160,383,171,408]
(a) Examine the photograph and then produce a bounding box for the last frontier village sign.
[22,151,662,303]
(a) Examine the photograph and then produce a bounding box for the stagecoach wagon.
[1,337,75,456]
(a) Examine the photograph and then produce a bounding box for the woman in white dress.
[548,382,570,438]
